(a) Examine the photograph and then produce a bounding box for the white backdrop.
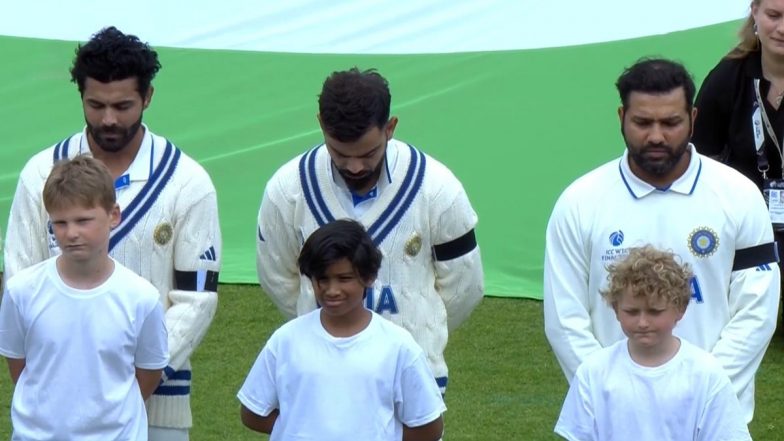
[1,0,747,53]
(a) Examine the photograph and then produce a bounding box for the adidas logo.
[200,246,217,262]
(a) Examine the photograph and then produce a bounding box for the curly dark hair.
[615,58,695,112]
[318,67,391,142]
[298,219,382,283]
[70,26,161,98]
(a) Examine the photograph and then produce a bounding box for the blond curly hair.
[601,245,693,312]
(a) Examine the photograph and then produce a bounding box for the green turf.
[0,286,782,439]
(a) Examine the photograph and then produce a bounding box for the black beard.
[621,116,693,177]
[627,140,689,176]
[338,163,383,194]
[87,116,143,153]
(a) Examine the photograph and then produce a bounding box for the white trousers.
[148,426,189,441]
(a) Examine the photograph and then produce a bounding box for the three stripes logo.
[756,263,773,271]
[200,246,217,262]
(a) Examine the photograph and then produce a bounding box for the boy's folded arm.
[135,367,163,400]
[240,405,278,434]
[403,415,444,441]
[5,357,25,384]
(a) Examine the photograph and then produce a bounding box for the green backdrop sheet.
[0,21,739,298]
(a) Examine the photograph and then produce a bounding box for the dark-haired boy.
[240,219,445,441]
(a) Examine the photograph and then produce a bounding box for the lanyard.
[753,79,784,179]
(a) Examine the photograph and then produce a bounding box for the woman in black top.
[694,0,784,188]
[693,0,784,323]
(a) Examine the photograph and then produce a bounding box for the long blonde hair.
[728,1,761,59]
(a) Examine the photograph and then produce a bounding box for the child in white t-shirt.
[238,219,445,441]
[0,156,169,441]
[555,245,751,441]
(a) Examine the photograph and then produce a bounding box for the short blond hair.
[600,245,693,312]
[43,155,116,213]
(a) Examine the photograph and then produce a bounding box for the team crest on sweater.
[688,227,719,258]
[154,222,173,245]
[405,232,422,256]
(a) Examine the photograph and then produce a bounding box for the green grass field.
[1,286,782,439]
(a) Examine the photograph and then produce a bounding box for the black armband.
[732,242,779,271]
[433,229,477,261]
[174,270,219,292]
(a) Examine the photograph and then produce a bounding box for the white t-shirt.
[555,339,751,441]
[237,309,446,441]
[0,257,169,441]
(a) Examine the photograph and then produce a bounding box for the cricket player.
[4,26,221,441]
[256,67,484,394]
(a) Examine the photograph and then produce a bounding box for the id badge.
[763,179,784,231]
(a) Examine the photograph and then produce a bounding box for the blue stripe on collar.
[300,143,427,247]
[688,159,702,195]
[52,137,72,162]
[109,140,180,251]
[299,145,332,226]
[367,144,426,245]
[618,161,639,200]
[617,155,702,197]
[308,146,336,225]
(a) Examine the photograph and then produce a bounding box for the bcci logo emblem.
[154,222,174,246]
[404,232,422,256]
[688,227,719,258]
[609,230,624,247]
